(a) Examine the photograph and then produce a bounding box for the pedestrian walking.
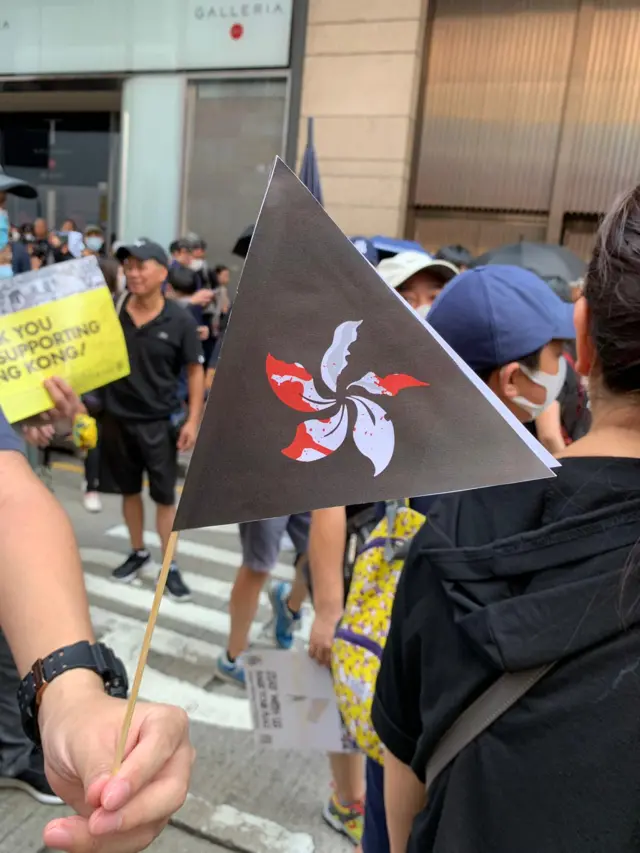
[100,239,205,601]
[216,515,310,684]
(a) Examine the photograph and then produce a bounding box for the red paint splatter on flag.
[282,423,332,460]
[374,373,429,396]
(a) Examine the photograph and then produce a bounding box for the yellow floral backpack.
[331,500,426,764]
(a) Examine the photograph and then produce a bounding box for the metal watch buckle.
[33,658,48,707]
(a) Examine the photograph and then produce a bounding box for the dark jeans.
[0,630,31,776]
[362,758,390,853]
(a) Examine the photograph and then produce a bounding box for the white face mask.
[416,304,431,320]
[512,356,567,421]
[190,259,204,272]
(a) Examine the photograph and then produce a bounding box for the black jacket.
[373,457,640,853]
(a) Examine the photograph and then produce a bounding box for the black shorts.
[99,413,178,506]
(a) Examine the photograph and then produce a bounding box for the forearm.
[0,452,93,675]
[384,749,425,853]
[309,507,346,618]
[186,365,205,423]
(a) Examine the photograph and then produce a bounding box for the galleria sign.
[194,3,286,18]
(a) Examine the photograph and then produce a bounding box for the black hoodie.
[372,457,640,853]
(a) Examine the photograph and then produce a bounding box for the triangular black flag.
[175,159,554,530]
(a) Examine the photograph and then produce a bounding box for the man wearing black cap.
[101,239,205,600]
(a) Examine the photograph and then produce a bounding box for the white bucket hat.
[377,251,459,290]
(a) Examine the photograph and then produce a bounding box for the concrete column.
[298,0,427,238]
[118,74,186,249]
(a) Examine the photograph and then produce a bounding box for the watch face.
[99,645,129,698]
[107,674,128,699]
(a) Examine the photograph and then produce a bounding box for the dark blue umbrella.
[371,236,427,260]
[298,117,323,205]
[350,236,379,266]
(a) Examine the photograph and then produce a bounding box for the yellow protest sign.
[0,257,130,423]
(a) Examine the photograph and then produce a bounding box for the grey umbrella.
[473,241,585,284]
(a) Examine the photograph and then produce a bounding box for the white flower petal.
[349,395,395,476]
[321,321,362,393]
[281,406,348,462]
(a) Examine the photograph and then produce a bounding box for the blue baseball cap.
[428,265,576,373]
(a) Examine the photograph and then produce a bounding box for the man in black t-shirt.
[100,239,205,601]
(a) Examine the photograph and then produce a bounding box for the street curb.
[171,795,315,853]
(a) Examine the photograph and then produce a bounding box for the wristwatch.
[17,641,128,745]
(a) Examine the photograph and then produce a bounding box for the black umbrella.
[436,244,474,269]
[232,225,254,259]
[298,117,323,206]
[473,241,585,284]
[232,118,324,259]
[0,166,37,199]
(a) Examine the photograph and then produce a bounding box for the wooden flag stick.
[112,529,180,773]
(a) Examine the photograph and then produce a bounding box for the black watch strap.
[17,641,128,744]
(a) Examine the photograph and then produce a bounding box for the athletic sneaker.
[323,793,365,846]
[164,564,192,602]
[215,652,246,687]
[111,549,150,583]
[0,751,63,806]
[269,581,302,650]
[83,491,103,513]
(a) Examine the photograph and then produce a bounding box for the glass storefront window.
[183,77,288,280]
[0,111,119,234]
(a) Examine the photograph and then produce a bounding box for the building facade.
[299,0,640,259]
[0,0,306,271]
[1,0,638,265]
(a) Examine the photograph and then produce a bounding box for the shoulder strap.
[115,290,128,316]
[425,663,555,792]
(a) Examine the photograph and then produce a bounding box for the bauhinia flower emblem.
[266,321,428,476]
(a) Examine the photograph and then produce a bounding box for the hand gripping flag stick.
[112,531,179,773]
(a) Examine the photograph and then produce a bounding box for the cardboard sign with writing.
[244,649,355,753]
[0,256,129,423]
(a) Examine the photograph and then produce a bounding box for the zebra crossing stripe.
[104,524,296,581]
[90,604,222,668]
[82,570,264,641]
[201,524,241,535]
[99,624,252,730]
[81,546,271,606]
